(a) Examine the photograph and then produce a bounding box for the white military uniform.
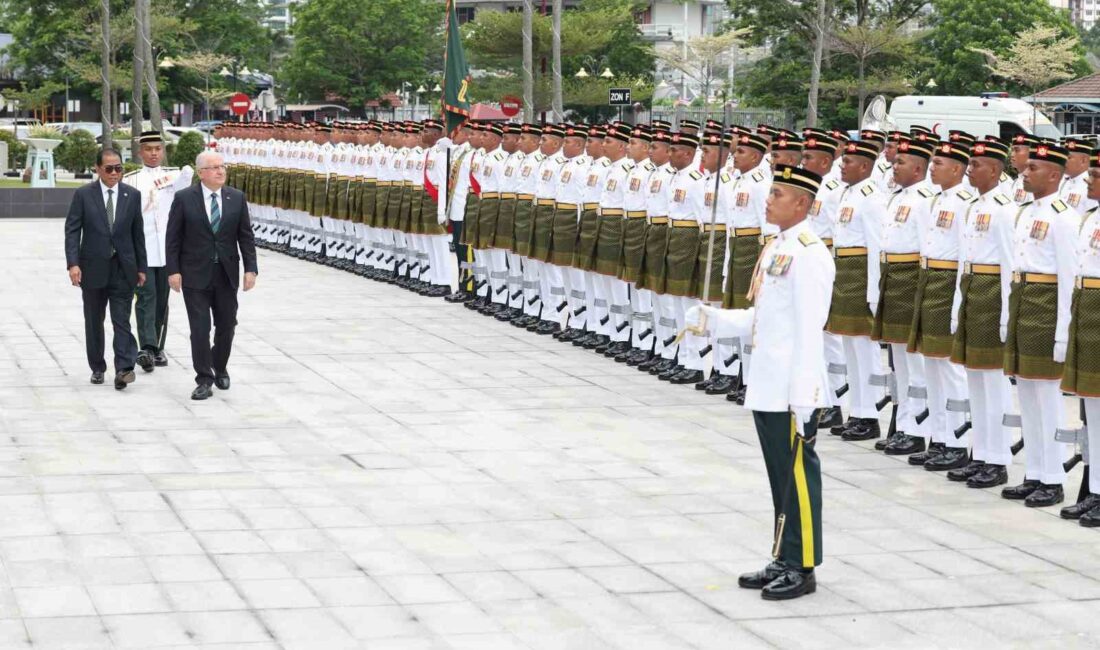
[1072,206,1100,494]
[547,151,590,321]
[1061,171,1098,214]
[533,150,567,324]
[597,155,636,342]
[477,145,508,303]
[624,157,657,353]
[666,164,709,372]
[578,156,611,332]
[515,148,545,315]
[811,175,848,397]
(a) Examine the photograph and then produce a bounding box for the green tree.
[282,0,441,107]
[170,130,205,168]
[55,129,99,174]
[922,0,1087,95]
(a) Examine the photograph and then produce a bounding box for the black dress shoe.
[1025,484,1064,508]
[444,291,469,303]
[841,419,881,441]
[136,350,155,373]
[894,437,933,460]
[910,442,946,468]
[583,334,610,350]
[1002,479,1041,500]
[495,307,521,321]
[761,569,816,601]
[191,384,214,400]
[705,374,736,395]
[737,561,786,590]
[613,347,635,363]
[832,417,859,437]
[725,386,746,404]
[947,460,985,482]
[638,355,664,371]
[1060,493,1100,519]
[605,341,631,357]
[153,351,168,367]
[924,447,969,471]
[214,376,231,391]
[427,285,452,298]
[874,431,899,450]
[817,406,844,429]
[573,332,598,347]
[967,464,1008,489]
[525,320,544,332]
[1079,504,1100,527]
[695,373,718,391]
[535,322,560,336]
[649,358,676,375]
[626,350,653,367]
[669,369,704,385]
[114,370,135,391]
[593,338,613,354]
[557,327,580,341]
[658,364,684,381]
[90,372,105,385]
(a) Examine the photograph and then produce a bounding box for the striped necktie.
[209,192,221,233]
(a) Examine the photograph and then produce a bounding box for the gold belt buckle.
[920,257,928,270]
[1012,271,1022,283]
[964,262,972,274]
[879,251,887,263]
[1077,276,1083,289]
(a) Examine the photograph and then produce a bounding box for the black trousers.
[451,220,472,292]
[752,410,824,570]
[82,257,137,374]
[182,265,238,386]
[135,266,170,353]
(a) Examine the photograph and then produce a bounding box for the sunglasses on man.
[100,164,124,174]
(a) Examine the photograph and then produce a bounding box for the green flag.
[441,0,471,137]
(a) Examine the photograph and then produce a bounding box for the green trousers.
[752,410,824,570]
[134,266,170,353]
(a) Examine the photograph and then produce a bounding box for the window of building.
[456,7,475,23]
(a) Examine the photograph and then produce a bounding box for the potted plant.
[55,129,98,178]
[24,124,63,183]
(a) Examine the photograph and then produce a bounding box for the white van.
[888,95,1062,141]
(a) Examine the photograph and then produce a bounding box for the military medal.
[629,177,641,191]
[810,200,821,216]
[1030,220,1049,240]
[894,205,911,223]
[767,254,792,276]
[736,192,749,207]
[974,213,991,232]
[1091,229,1100,250]
[936,210,954,228]
[606,179,617,191]
[839,206,854,224]
[587,173,598,187]
[673,189,686,203]
[704,191,714,207]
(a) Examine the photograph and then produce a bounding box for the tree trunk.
[100,0,112,149]
[141,0,163,131]
[131,0,145,151]
[857,57,866,128]
[805,0,827,127]
[551,0,563,122]
[522,0,534,123]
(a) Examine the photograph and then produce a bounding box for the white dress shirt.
[201,183,222,223]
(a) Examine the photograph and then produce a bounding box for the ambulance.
[887,94,1062,140]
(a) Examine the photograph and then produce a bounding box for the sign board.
[500,95,522,117]
[229,92,252,116]
[608,88,631,106]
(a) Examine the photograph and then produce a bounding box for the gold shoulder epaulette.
[957,189,972,201]
[825,179,839,190]
[751,170,765,182]
[1052,199,1069,213]
[798,231,818,247]
[918,187,935,198]
[689,170,703,180]
[720,172,731,183]
[600,158,611,167]
[861,184,875,196]
[643,161,656,171]
[993,193,1010,205]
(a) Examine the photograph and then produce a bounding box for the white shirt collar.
[200,183,221,199]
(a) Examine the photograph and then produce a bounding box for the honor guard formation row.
[214,117,1100,530]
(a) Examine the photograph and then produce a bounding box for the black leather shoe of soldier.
[738,561,786,590]
[761,569,816,601]
[669,369,704,385]
[613,347,635,363]
[832,417,858,437]
[967,464,1007,489]
[1078,503,1100,527]
[725,386,747,404]
[593,337,613,354]
[558,327,584,342]
[638,354,663,371]
[1001,479,1041,500]
[658,364,684,381]
[695,373,717,391]
[816,406,844,429]
[924,447,969,471]
[535,321,560,336]
[525,319,544,332]
[1060,493,1100,520]
[705,374,736,395]
[604,341,631,357]
[573,332,597,347]
[947,460,985,482]
[882,435,925,457]
[908,441,945,464]
[1024,484,1064,508]
[583,334,610,350]
[841,419,881,441]
[625,349,651,366]
[649,358,676,375]
[444,291,468,303]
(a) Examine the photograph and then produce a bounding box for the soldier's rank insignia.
[839,207,854,223]
[673,189,686,203]
[936,211,954,228]
[894,205,911,223]
[974,213,991,232]
[736,192,749,207]
[1030,220,1049,240]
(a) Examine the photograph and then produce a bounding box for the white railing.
[637,23,685,41]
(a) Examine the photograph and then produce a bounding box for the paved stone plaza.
[2,218,1100,649]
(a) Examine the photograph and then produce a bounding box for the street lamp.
[158,57,175,69]
[600,67,614,79]
[575,68,589,78]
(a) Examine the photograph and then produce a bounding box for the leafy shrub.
[0,131,29,171]
[170,131,206,168]
[55,129,98,174]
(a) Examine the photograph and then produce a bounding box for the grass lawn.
[0,178,84,188]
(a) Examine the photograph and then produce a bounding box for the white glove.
[684,305,712,332]
[868,302,877,317]
[1053,340,1067,363]
[999,324,1007,343]
[950,318,958,335]
[792,407,815,436]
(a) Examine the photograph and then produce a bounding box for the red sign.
[500,95,522,117]
[229,92,252,116]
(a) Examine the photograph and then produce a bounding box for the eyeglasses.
[199,164,226,172]
[101,165,124,174]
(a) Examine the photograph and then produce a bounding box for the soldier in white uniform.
[618,126,659,364]
[638,129,680,373]
[687,164,834,601]
[125,131,194,371]
[528,125,569,334]
[1010,134,1036,205]
[565,127,609,343]
[949,139,1018,489]
[1002,140,1078,508]
[1060,151,1100,525]
[1059,137,1098,213]
[591,124,637,356]
[444,123,477,302]
[505,124,546,323]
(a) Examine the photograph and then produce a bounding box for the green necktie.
[106,188,115,231]
[209,192,221,233]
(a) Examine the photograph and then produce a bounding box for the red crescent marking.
[932,123,942,135]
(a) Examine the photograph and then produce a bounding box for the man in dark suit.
[166,150,259,400]
[65,148,148,390]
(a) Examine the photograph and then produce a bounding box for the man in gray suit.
[64,148,148,390]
